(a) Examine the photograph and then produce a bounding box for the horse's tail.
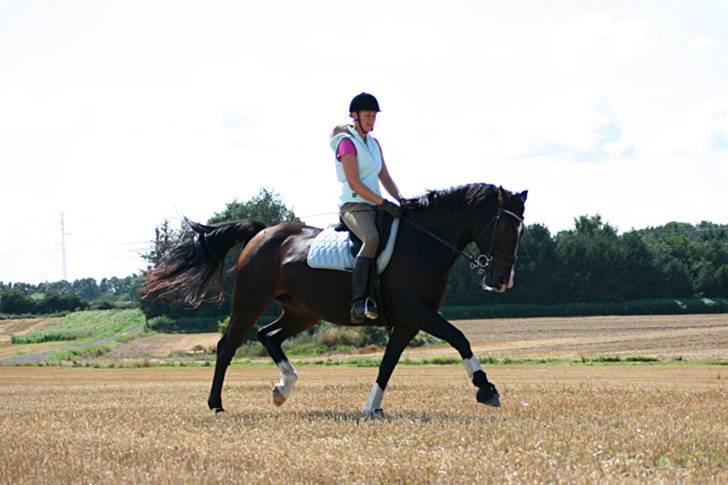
[143,218,267,307]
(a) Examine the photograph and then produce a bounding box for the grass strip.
[17,355,727,369]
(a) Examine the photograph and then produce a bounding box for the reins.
[399,207,524,274]
[399,216,486,270]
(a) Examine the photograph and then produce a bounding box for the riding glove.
[379,200,401,218]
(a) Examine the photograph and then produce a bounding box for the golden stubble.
[1,366,727,484]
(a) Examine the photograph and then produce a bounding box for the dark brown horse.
[145,183,527,414]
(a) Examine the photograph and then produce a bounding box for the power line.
[60,213,68,281]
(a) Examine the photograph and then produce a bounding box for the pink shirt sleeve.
[336,138,357,161]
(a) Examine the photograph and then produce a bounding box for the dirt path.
[105,333,220,358]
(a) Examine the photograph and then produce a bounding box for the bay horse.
[144,183,527,414]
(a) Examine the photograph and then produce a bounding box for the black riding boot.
[351,256,379,324]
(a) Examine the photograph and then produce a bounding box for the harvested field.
[453,313,728,361]
[1,366,727,483]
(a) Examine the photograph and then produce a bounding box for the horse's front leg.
[406,309,501,407]
[364,325,418,416]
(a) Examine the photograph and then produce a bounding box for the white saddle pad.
[307,218,400,274]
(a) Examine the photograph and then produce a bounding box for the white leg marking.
[507,267,515,289]
[363,383,384,414]
[463,356,482,379]
[274,359,298,401]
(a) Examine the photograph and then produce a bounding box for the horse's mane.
[403,183,498,218]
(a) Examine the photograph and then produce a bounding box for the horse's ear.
[520,190,528,202]
[497,186,504,205]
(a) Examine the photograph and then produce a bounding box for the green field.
[10,309,144,344]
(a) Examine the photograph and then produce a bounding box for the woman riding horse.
[331,92,405,324]
[144,182,527,416]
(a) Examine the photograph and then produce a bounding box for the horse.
[144,183,527,415]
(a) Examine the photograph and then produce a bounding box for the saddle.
[336,209,395,259]
[307,212,400,274]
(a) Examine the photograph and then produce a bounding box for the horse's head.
[472,187,528,293]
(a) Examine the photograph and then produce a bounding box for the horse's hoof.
[272,386,286,407]
[211,407,225,414]
[476,386,501,407]
[365,408,385,418]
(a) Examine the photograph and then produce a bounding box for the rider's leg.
[340,203,379,323]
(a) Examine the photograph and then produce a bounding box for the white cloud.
[683,34,719,53]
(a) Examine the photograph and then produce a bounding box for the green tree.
[141,219,184,268]
[209,187,302,225]
[72,278,101,301]
[36,292,89,313]
[506,223,563,304]
[555,215,623,302]
[0,289,36,314]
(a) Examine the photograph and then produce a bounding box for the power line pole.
[60,213,68,281]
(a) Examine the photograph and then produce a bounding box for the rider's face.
[352,110,377,133]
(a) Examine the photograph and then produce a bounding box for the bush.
[91,300,115,310]
[280,322,443,355]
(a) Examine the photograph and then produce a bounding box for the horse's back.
[238,222,321,265]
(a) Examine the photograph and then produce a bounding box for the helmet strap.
[353,112,372,136]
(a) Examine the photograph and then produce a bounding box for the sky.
[1,0,726,284]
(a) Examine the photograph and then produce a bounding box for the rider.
[330,92,405,324]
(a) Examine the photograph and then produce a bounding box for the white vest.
[330,126,383,207]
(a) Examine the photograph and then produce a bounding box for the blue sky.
[1,0,726,284]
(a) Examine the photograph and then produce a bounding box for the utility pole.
[60,213,68,281]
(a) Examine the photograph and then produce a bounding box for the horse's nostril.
[499,276,506,285]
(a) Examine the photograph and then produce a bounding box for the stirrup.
[364,297,378,320]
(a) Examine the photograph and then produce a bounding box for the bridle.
[400,207,524,275]
[470,207,524,273]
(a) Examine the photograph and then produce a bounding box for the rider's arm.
[378,159,403,202]
[341,154,385,205]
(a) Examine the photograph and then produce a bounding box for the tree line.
[443,215,728,306]
[0,276,140,316]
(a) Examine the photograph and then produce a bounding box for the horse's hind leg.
[208,280,273,413]
[257,307,318,406]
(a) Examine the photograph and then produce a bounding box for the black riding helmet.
[349,92,381,113]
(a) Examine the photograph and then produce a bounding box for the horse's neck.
[413,209,472,254]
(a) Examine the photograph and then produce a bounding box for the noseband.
[470,208,524,273]
[400,207,524,275]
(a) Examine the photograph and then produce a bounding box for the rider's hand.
[379,199,401,218]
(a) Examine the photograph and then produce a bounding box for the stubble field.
[2,364,727,483]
